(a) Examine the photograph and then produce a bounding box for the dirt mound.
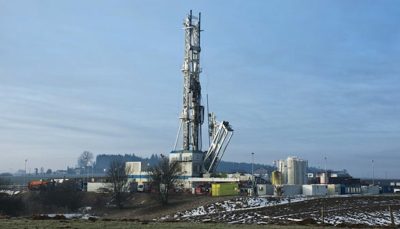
[53,214,66,220]
[32,214,51,220]
[88,216,97,222]
[32,214,67,220]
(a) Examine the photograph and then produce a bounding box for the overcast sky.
[0,1,399,178]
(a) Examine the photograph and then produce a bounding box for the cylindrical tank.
[271,171,282,185]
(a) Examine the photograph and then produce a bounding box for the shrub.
[34,180,84,211]
[0,193,24,216]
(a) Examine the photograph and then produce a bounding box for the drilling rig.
[170,11,233,178]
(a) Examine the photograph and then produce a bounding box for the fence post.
[389,205,395,227]
[321,206,325,225]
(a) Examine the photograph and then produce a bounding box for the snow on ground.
[164,196,306,219]
[41,213,98,220]
[42,206,97,220]
[45,213,95,219]
[159,195,400,227]
[0,190,20,195]
[323,210,400,226]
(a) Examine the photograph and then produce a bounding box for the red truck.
[28,180,49,190]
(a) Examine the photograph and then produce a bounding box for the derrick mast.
[171,11,233,180]
[181,10,203,151]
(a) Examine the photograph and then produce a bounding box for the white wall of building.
[87,182,113,193]
[274,184,302,196]
[302,184,328,196]
[361,185,380,195]
[257,184,274,196]
[170,150,204,177]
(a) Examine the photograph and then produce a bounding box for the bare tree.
[148,155,181,205]
[78,151,93,168]
[107,160,128,209]
[274,185,284,197]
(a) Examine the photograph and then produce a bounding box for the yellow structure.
[271,171,282,185]
[211,183,239,197]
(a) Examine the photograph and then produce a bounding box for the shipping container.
[257,184,274,196]
[344,184,361,194]
[275,185,302,197]
[211,183,239,197]
[257,184,266,195]
[302,184,328,196]
[327,184,343,195]
[361,185,380,195]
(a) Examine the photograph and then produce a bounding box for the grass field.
[2,195,398,228]
[0,219,337,229]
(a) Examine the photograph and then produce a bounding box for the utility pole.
[251,152,254,176]
[372,159,375,186]
[324,156,328,184]
[321,206,325,225]
[24,159,28,188]
[87,162,89,184]
[251,152,255,196]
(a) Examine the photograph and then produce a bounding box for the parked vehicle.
[195,184,210,195]
[137,183,150,192]
[28,180,49,191]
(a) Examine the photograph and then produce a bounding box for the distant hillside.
[94,153,161,172]
[216,161,274,174]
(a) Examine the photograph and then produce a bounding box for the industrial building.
[277,156,308,185]
[125,161,149,184]
[302,184,328,196]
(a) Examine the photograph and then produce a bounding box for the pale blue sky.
[0,1,399,178]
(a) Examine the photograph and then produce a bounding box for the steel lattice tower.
[181,10,204,151]
[171,11,233,179]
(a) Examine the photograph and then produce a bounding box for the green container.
[211,183,239,197]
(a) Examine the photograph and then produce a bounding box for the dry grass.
[0,219,337,229]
